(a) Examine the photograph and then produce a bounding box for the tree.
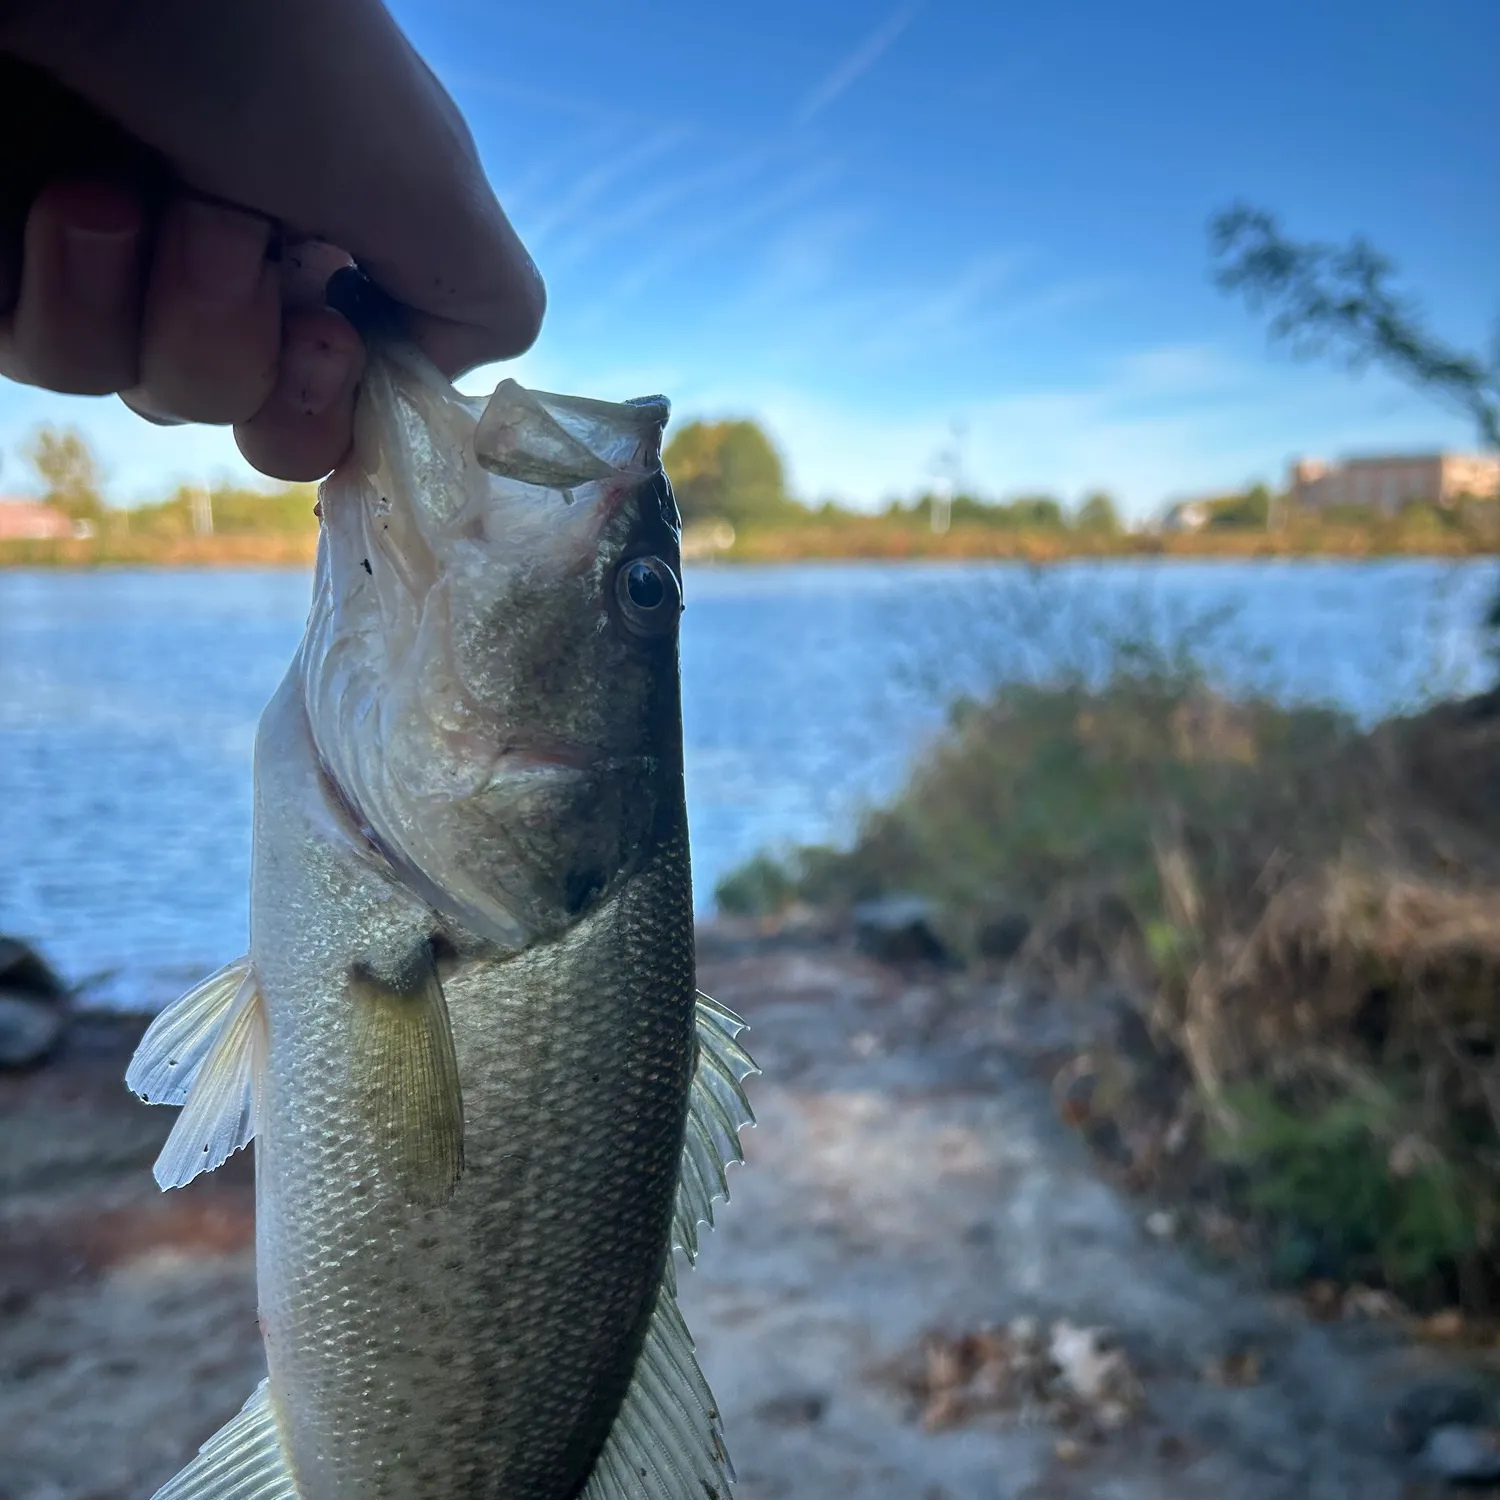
[25,425,104,521]
[1005,495,1065,529]
[1211,204,1500,662]
[1209,204,1499,448]
[663,419,793,528]
[1075,490,1122,534]
[1206,484,1271,530]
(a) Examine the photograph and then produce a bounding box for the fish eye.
[615,556,681,637]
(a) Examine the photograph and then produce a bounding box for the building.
[0,500,76,540]
[1288,452,1500,515]
[1160,499,1213,533]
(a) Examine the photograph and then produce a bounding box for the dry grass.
[719,628,1500,1305]
[0,534,317,567]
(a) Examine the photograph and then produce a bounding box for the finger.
[280,238,355,312]
[234,305,364,482]
[7,0,544,379]
[122,194,279,425]
[0,179,146,394]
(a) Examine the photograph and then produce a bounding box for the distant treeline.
[664,420,1500,555]
[2,420,1498,568]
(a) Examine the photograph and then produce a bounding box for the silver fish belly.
[126,350,756,1500]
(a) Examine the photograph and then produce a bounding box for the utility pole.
[189,486,214,536]
[928,421,967,536]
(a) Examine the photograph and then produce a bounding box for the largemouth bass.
[126,337,755,1500]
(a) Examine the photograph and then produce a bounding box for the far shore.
[1,523,1496,570]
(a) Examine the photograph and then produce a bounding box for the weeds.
[717,584,1500,1306]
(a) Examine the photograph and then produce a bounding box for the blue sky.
[2,0,1496,519]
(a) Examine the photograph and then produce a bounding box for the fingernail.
[280,336,352,417]
[62,222,141,313]
[180,199,272,304]
[59,186,142,314]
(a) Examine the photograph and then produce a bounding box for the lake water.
[1,558,1495,1011]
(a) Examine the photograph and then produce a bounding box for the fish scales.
[253,682,697,1498]
[128,340,753,1500]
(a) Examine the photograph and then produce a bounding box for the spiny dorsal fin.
[347,949,465,1208]
[127,957,252,1108]
[150,1378,299,1500]
[152,969,267,1191]
[581,992,757,1500]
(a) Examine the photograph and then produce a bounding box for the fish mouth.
[484,740,658,788]
[489,738,601,775]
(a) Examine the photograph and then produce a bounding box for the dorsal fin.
[581,992,757,1500]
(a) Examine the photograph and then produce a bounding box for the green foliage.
[714,854,800,917]
[124,482,320,537]
[898,491,1068,530]
[1075,491,1122,534]
[664,419,793,528]
[206,483,319,533]
[714,603,1357,941]
[1206,484,1272,530]
[1213,1083,1480,1296]
[26,425,104,521]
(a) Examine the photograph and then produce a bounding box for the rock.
[0,937,69,1068]
[974,908,1030,962]
[0,936,67,1001]
[1389,1381,1493,1454]
[1420,1424,1500,1484]
[850,895,948,965]
[1145,1210,1179,1241]
[0,994,66,1068]
[753,1391,828,1428]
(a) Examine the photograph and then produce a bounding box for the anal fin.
[151,1378,299,1500]
[348,946,465,1208]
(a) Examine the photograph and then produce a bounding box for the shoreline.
[1,532,1496,570]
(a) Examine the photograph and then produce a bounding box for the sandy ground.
[0,930,1479,1500]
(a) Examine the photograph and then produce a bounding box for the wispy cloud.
[795,3,920,125]
[589,161,844,304]
[512,127,695,248]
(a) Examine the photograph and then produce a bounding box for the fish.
[125,334,756,1500]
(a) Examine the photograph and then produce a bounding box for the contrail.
[796,3,920,125]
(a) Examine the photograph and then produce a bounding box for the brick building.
[1288,452,1500,515]
[0,500,75,540]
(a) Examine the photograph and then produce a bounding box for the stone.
[974,908,1030,962]
[1420,1424,1500,1483]
[0,994,66,1068]
[850,895,948,964]
[0,936,67,1001]
[1388,1381,1493,1454]
[0,937,69,1068]
[753,1391,828,1428]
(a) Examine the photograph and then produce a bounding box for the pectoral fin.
[348,948,465,1208]
[127,956,252,1107]
[148,966,267,1191]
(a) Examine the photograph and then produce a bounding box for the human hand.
[0,0,544,480]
